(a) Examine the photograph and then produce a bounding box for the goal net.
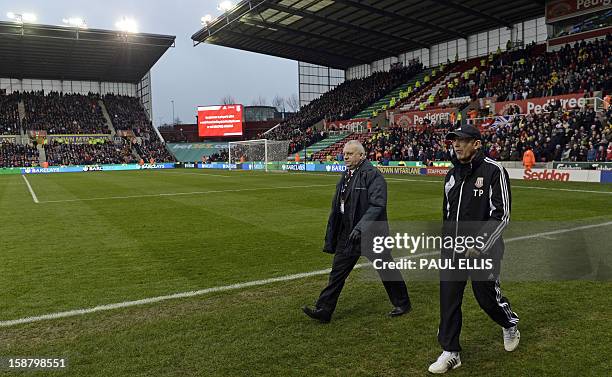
[228,139,290,172]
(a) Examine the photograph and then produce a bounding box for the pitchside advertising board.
[20,163,175,174]
[197,105,243,138]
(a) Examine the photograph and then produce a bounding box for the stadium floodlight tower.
[228,139,290,172]
[6,12,37,24]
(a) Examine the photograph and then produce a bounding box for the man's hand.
[349,228,361,243]
[465,247,481,258]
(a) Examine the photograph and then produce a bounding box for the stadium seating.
[103,94,150,132]
[0,141,39,167]
[352,66,433,119]
[311,132,373,162]
[22,91,109,134]
[263,60,423,154]
[44,140,135,166]
[103,94,175,162]
[420,38,608,113]
[482,106,610,162]
[288,132,349,161]
[0,93,21,135]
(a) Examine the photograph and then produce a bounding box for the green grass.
[0,170,610,376]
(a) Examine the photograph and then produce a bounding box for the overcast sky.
[9,0,298,126]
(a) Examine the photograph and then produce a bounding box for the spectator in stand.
[21,91,109,134]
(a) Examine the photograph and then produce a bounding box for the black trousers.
[315,250,411,314]
[438,258,519,352]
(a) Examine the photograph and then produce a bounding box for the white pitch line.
[21,175,39,204]
[0,250,437,328]
[38,184,335,204]
[1,221,611,328]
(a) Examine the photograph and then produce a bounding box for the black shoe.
[388,304,411,317]
[302,306,331,323]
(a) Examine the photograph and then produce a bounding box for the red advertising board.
[390,107,458,127]
[493,93,588,115]
[546,0,612,22]
[197,105,243,138]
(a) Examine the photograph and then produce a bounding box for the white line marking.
[503,221,612,242]
[38,184,335,204]
[1,221,610,327]
[0,251,437,328]
[21,175,39,204]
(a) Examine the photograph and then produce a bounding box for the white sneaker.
[503,325,520,351]
[428,351,461,374]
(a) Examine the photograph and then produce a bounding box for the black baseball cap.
[445,124,481,140]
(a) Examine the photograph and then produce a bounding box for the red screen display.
[197,104,243,138]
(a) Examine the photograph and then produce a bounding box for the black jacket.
[443,149,511,259]
[324,160,389,255]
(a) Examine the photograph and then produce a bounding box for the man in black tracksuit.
[302,140,411,323]
[429,125,520,374]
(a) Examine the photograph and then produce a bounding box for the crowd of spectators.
[133,136,175,163]
[103,94,150,134]
[482,106,611,162]
[22,91,109,134]
[204,149,228,163]
[328,105,611,164]
[0,141,39,167]
[266,127,327,155]
[285,60,422,131]
[439,37,610,106]
[103,94,174,162]
[361,126,449,164]
[0,93,21,135]
[261,60,423,154]
[44,140,135,166]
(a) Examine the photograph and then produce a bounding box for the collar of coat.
[344,159,374,178]
[451,149,485,179]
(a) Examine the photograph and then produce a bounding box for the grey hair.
[344,140,366,156]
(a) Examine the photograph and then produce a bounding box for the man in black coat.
[428,125,519,374]
[302,140,411,323]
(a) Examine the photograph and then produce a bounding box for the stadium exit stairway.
[37,143,46,164]
[352,68,433,120]
[288,132,349,161]
[99,100,116,137]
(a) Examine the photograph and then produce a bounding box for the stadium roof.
[191,0,544,69]
[0,21,175,83]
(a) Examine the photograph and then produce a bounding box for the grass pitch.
[0,169,610,376]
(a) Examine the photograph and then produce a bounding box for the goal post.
[228,139,290,172]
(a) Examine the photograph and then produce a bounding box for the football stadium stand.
[21,91,110,135]
[0,140,39,167]
[0,92,21,135]
[44,140,136,166]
